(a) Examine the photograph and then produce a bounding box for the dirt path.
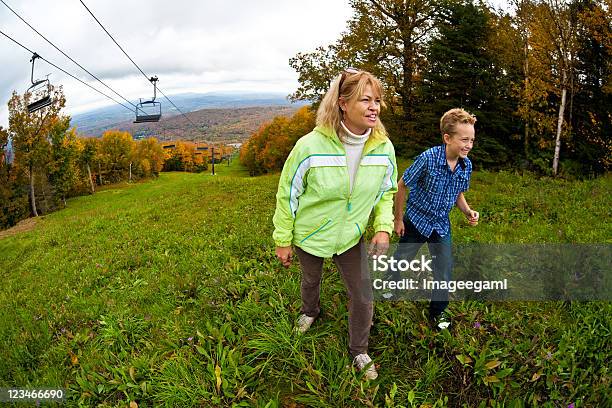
[0,218,37,240]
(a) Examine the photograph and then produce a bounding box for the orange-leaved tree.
[8,85,67,216]
[240,106,315,176]
[134,137,165,178]
[99,130,135,183]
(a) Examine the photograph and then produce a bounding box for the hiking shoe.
[431,311,452,331]
[295,314,316,334]
[381,291,394,300]
[381,287,401,301]
[353,353,378,380]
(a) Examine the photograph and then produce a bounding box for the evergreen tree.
[0,126,29,228]
[569,0,611,174]
[416,0,521,166]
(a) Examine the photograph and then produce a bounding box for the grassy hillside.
[0,161,610,407]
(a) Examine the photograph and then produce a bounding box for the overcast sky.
[1,0,510,128]
[0,0,355,127]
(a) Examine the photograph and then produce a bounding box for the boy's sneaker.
[353,353,378,380]
[431,311,452,331]
[295,314,316,334]
[381,290,395,300]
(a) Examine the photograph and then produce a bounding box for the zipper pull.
[347,201,352,211]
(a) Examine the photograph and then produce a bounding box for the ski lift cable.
[0,29,136,114]
[2,29,177,140]
[78,0,148,80]
[156,87,198,126]
[78,0,199,128]
[1,30,177,140]
[0,0,140,112]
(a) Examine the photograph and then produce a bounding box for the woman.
[272,68,397,380]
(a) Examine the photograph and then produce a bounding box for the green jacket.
[273,126,398,258]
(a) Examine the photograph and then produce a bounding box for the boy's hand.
[466,210,479,226]
[276,246,293,268]
[394,218,405,237]
[369,231,390,256]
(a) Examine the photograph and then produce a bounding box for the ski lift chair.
[134,76,162,123]
[26,53,53,113]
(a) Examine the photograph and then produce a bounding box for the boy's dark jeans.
[391,217,452,318]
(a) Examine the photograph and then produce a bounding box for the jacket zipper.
[301,219,332,243]
[333,133,382,254]
[339,145,369,252]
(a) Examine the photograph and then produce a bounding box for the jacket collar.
[315,125,387,155]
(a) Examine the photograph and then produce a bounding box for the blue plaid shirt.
[402,145,472,237]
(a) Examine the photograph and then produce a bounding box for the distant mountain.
[71,92,306,137]
[124,105,301,143]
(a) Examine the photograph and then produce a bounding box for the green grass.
[0,160,610,407]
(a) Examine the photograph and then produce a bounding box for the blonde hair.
[440,108,476,137]
[316,69,387,140]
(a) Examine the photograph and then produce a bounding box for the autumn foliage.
[289,0,611,176]
[1,87,183,229]
[240,106,315,175]
[162,141,208,173]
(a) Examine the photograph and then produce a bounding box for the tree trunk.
[524,123,530,159]
[29,164,38,217]
[86,163,95,194]
[98,162,102,185]
[129,162,132,182]
[401,45,414,123]
[553,85,567,176]
[523,41,530,159]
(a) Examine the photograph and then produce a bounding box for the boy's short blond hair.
[440,108,476,137]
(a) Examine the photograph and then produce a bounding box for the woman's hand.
[369,231,390,256]
[276,246,293,268]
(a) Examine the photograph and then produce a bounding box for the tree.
[80,137,99,193]
[0,126,8,165]
[0,126,29,228]
[99,130,134,183]
[240,106,315,175]
[162,141,207,173]
[135,138,165,177]
[510,0,538,160]
[568,0,611,173]
[417,0,520,165]
[8,85,67,216]
[290,0,441,150]
[527,0,580,175]
[48,120,81,206]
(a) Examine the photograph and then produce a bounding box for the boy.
[391,108,479,330]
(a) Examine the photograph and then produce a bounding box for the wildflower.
[567,403,575,408]
[546,351,553,360]
[473,322,481,329]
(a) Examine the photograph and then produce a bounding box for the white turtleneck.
[339,121,370,193]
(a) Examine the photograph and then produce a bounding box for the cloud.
[1,0,352,125]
